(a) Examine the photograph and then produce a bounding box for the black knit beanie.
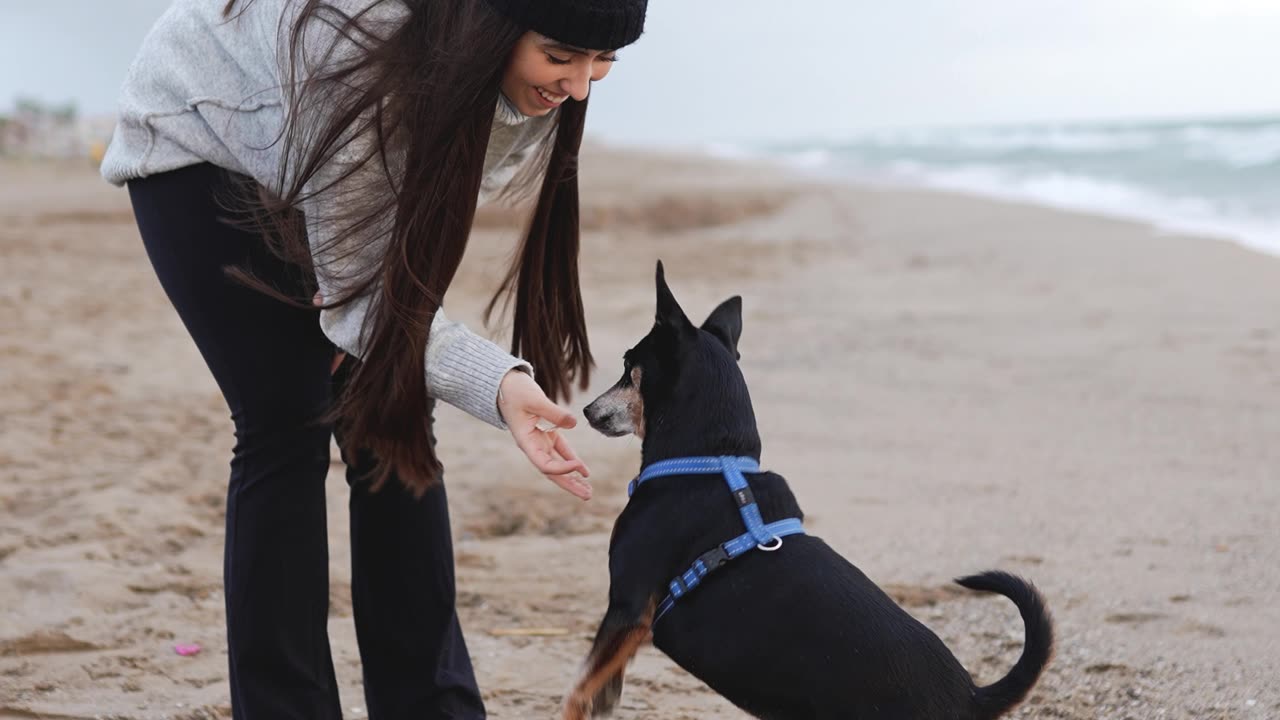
[482,0,648,51]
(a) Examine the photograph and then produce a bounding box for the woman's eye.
[546,54,571,65]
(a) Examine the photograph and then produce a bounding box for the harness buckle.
[697,545,731,572]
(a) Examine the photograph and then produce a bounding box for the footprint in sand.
[1176,620,1227,638]
[1103,612,1225,636]
[462,489,611,539]
[1083,662,1133,675]
[882,583,967,608]
[126,579,220,601]
[1104,611,1166,626]
[0,630,103,656]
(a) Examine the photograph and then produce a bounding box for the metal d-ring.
[757,536,784,552]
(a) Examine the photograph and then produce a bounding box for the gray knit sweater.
[102,0,557,429]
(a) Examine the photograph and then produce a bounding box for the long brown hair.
[224,0,593,494]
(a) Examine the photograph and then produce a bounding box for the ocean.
[714,114,1280,256]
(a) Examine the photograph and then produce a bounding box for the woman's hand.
[498,369,592,501]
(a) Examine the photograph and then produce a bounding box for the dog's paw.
[590,673,623,715]
[564,679,623,720]
[561,692,592,720]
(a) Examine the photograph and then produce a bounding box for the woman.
[101,0,647,717]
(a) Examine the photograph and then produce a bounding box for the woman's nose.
[561,64,592,101]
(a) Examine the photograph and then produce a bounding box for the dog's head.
[585,261,759,457]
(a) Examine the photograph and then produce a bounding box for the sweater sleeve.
[315,289,530,430]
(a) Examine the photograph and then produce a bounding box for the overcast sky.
[3,0,1277,145]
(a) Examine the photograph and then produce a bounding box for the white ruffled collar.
[495,92,534,127]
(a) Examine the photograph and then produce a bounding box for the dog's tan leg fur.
[563,600,656,720]
[562,626,650,719]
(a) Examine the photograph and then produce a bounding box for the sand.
[1,146,1278,719]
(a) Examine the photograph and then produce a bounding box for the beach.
[1,146,1278,719]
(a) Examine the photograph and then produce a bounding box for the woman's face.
[502,32,618,116]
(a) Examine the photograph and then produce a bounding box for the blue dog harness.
[628,456,806,625]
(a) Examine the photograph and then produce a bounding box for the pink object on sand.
[174,643,202,657]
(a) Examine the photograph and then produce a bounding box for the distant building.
[0,99,115,164]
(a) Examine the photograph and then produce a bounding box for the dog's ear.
[655,260,692,333]
[701,296,743,359]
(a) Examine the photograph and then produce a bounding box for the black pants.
[128,163,486,719]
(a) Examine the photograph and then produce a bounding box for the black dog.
[564,262,1053,720]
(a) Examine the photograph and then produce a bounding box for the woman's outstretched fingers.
[551,472,593,501]
[513,426,590,494]
[536,434,590,499]
[550,430,590,478]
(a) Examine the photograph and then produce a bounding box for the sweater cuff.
[424,313,532,429]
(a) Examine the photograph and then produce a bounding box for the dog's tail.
[955,571,1054,720]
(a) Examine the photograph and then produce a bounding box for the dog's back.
[647,472,1045,720]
